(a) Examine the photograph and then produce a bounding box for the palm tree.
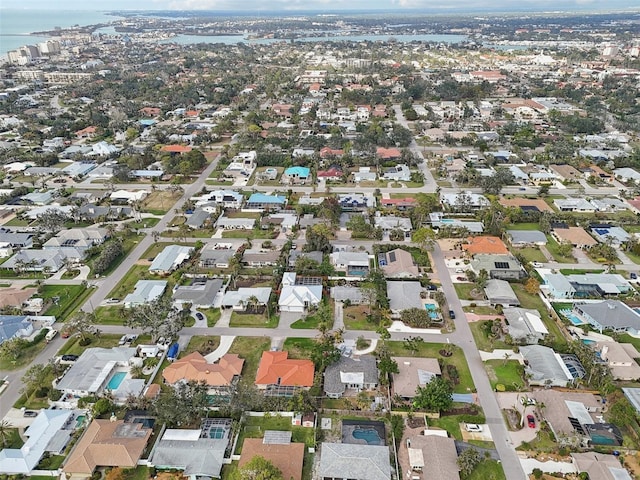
[0,420,13,447]
[246,295,260,314]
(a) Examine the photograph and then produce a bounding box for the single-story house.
[278,272,322,313]
[373,215,412,235]
[245,193,286,211]
[552,227,597,248]
[239,436,305,480]
[0,315,34,344]
[54,347,136,397]
[573,300,640,334]
[614,167,640,183]
[463,236,509,256]
[0,409,79,474]
[440,191,489,211]
[379,248,419,278]
[503,307,548,345]
[392,357,441,400]
[571,452,632,480]
[123,280,167,308]
[3,249,69,273]
[162,352,244,394]
[590,225,630,246]
[172,278,224,310]
[221,287,272,311]
[150,423,231,479]
[596,342,640,381]
[387,281,424,317]
[338,193,376,211]
[484,279,520,306]
[110,190,147,204]
[331,286,364,304]
[404,435,460,480]
[381,164,411,181]
[255,351,315,395]
[507,230,548,247]
[63,420,152,478]
[288,250,323,268]
[194,189,244,210]
[470,254,525,280]
[282,166,311,184]
[324,355,379,398]
[0,287,37,310]
[242,249,280,267]
[329,251,370,276]
[43,228,108,253]
[319,443,391,480]
[215,215,255,230]
[199,245,237,268]
[520,345,577,387]
[149,245,193,274]
[185,209,211,229]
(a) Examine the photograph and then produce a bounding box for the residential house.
[573,300,640,334]
[440,191,489,211]
[507,230,548,247]
[387,281,424,317]
[614,167,640,183]
[498,197,554,213]
[3,249,69,273]
[392,357,441,400]
[239,436,305,480]
[0,230,34,249]
[329,251,370,276]
[324,355,379,398]
[0,409,79,474]
[282,166,311,185]
[149,245,193,275]
[520,345,579,387]
[223,151,256,178]
[261,212,298,232]
[43,228,108,255]
[0,287,37,311]
[216,215,255,230]
[172,279,224,310]
[353,167,377,183]
[463,236,509,256]
[221,287,272,311]
[245,193,286,211]
[55,347,137,397]
[590,198,629,213]
[123,280,167,308]
[150,422,231,479]
[381,164,411,182]
[319,443,391,480]
[63,420,152,478]
[338,193,376,211]
[429,213,484,234]
[185,209,211,229]
[288,250,323,268]
[110,190,147,204]
[199,245,236,268]
[255,351,315,396]
[403,435,460,480]
[379,248,419,278]
[162,352,244,394]
[331,286,364,304]
[546,273,632,299]
[503,307,548,344]
[596,342,640,381]
[278,272,323,312]
[552,226,597,248]
[484,279,520,306]
[373,215,412,237]
[549,164,582,182]
[380,197,417,211]
[194,189,244,210]
[554,198,596,213]
[317,166,343,181]
[376,147,402,160]
[571,452,632,480]
[62,162,97,177]
[590,225,630,245]
[470,254,525,280]
[242,249,280,268]
[0,315,34,344]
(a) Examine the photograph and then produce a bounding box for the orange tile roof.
[63,420,152,475]
[162,352,244,386]
[255,351,314,387]
[463,236,509,255]
[144,383,160,399]
[376,147,402,159]
[161,144,192,153]
[239,438,305,480]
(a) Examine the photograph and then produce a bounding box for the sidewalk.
[204,335,236,363]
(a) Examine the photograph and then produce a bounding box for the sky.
[3,0,640,11]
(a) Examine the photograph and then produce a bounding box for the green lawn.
[511,283,567,348]
[182,335,221,356]
[90,233,144,277]
[484,360,525,391]
[545,235,575,263]
[0,333,48,370]
[454,283,482,301]
[92,306,127,325]
[222,229,277,239]
[127,217,160,229]
[142,242,195,259]
[57,334,125,356]
[343,305,379,331]
[283,338,315,359]
[385,341,475,393]
[291,304,334,330]
[230,312,278,328]
[429,412,486,440]
[236,414,316,454]
[469,321,510,352]
[505,223,540,231]
[228,337,272,380]
[3,429,24,448]
[516,247,547,264]
[617,333,640,352]
[465,459,506,480]
[4,217,32,227]
[201,308,221,327]
[41,284,92,321]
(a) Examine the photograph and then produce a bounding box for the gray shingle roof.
[324,355,378,396]
[319,443,391,480]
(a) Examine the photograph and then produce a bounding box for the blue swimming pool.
[352,428,383,445]
[425,304,439,319]
[107,372,126,390]
[583,339,596,345]
[562,310,585,326]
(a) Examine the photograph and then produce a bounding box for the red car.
[527,415,536,428]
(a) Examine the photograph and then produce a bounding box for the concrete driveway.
[495,392,540,446]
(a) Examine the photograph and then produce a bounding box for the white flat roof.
[162,429,202,441]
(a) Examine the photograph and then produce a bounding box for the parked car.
[61,354,79,362]
[196,312,204,321]
[105,298,119,304]
[456,276,466,281]
[532,262,543,268]
[455,268,465,273]
[449,310,456,319]
[527,415,536,428]
[465,423,482,432]
[631,272,638,280]
[520,397,536,406]
[23,410,38,418]
[61,329,71,338]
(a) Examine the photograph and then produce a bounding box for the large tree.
[413,377,453,412]
[153,380,209,427]
[230,456,283,480]
[125,296,186,342]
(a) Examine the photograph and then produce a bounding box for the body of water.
[0,10,120,54]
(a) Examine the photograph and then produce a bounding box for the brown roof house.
[404,435,460,480]
[571,452,632,480]
[392,357,442,400]
[380,249,419,278]
[463,236,509,256]
[255,351,314,396]
[552,226,597,248]
[162,352,244,395]
[63,419,152,478]
[239,433,305,480]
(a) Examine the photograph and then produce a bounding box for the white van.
[45,329,58,342]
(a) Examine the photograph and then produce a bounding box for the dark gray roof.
[576,301,640,330]
[289,250,323,267]
[319,443,391,480]
[484,279,520,305]
[324,355,378,396]
[185,209,210,228]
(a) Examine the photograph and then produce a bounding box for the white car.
[465,424,483,432]
[532,262,543,268]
